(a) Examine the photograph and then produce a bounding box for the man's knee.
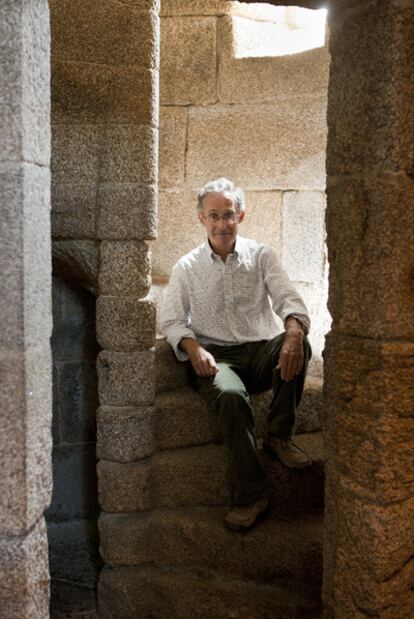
[214,389,252,427]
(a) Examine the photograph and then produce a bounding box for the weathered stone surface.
[96,296,156,351]
[98,459,151,513]
[50,1,159,68]
[97,406,155,462]
[52,240,99,294]
[160,0,305,19]
[47,519,100,587]
[98,435,322,513]
[218,16,329,105]
[98,564,321,619]
[101,125,157,184]
[158,106,187,188]
[324,334,414,504]
[155,338,191,392]
[50,579,97,619]
[282,191,326,283]
[0,518,50,618]
[0,162,52,349]
[0,0,51,166]
[51,181,96,239]
[96,182,157,241]
[186,99,327,190]
[99,513,150,567]
[151,190,204,278]
[52,60,157,126]
[327,1,414,177]
[99,508,323,594]
[0,344,52,536]
[99,241,151,297]
[52,123,101,186]
[46,443,99,522]
[160,16,217,105]
[97,350,155,407]
[294,280,330,376]
[327,174,414,339]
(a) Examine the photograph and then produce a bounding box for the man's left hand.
[276,318,304,381]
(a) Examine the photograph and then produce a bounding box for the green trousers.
[192,334,311,507]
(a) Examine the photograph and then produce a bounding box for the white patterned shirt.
[160,236,310,361]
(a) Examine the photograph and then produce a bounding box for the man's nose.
[216,217,228,229]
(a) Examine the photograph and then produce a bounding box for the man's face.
[198,191,245,256]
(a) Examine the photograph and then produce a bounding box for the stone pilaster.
[0,0,52,616]
[324,1,414,616]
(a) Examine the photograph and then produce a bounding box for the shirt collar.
[203,236,244,264]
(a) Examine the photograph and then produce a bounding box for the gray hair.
[196,177,245,213]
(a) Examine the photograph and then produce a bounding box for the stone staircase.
[99,339,325,619]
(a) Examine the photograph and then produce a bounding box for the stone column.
[324,1,414,617]
[95,1,159,613]
[0,0,52,617]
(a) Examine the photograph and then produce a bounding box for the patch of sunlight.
[232,6,328,59]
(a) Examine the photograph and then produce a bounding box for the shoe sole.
[224,504,269,532]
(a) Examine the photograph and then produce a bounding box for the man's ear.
[198,212,204,225]
[238,211,245,223]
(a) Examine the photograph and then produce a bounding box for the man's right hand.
[179,338,219,378]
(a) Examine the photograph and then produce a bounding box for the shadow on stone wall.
[46,276,101,618]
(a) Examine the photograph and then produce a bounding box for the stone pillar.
[0,0,52,617]
[324,1,414,617]
[95,1,159,614]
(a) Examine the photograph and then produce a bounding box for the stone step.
[99,563,322,619]
[99,507,323,599]
[98,432,324,514]
[155,381,322,451]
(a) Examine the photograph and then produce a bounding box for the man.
[160,178,312,532]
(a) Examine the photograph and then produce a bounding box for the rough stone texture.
[243,191,283,254]
[326,174,414,340]
[218,16,330,105]
[99,241,151,297]
[158,107,187,188]
[0,518,50,618]
[97,349,155,407]
[98,459,151,513]
[98,564,321,619]
[0,163,52,349]
[98,434,323,513]
[99,508,323,595]
[52,60,158,126]
[52,240,99,294]
[0,0,51,166]
[96,182,157,241]
[327,1,414,178]
[155,384,323,450]
[186,99,327,190]
[150,190,205,278]
[97,406,155,462]
[160,17,217,105]
[155,338,191,393]
[51,181,97,239]
[50,1,159,69]
[52,123,101,186]
[101,125,158,184]
[282,191,326,283]
[96,296,156,351]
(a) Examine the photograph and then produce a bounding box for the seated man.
[160,178,312,532]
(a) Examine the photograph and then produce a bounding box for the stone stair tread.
[100,507,323,595]
[155,385,323,450]
[99,563,322,619]
[98,433,324,513]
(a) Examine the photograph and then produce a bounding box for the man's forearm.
[179,337,201,355]
[285,316,305,338]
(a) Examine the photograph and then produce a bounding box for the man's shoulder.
[173,241,208,271]
[237,236,274,259]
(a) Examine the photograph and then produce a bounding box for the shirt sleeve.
[159,262,197,361]
[260,247,311,334]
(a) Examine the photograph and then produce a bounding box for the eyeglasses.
[202,211,239,223]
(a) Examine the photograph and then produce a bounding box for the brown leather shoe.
[224,498,268,532]
[265,436,311,468]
